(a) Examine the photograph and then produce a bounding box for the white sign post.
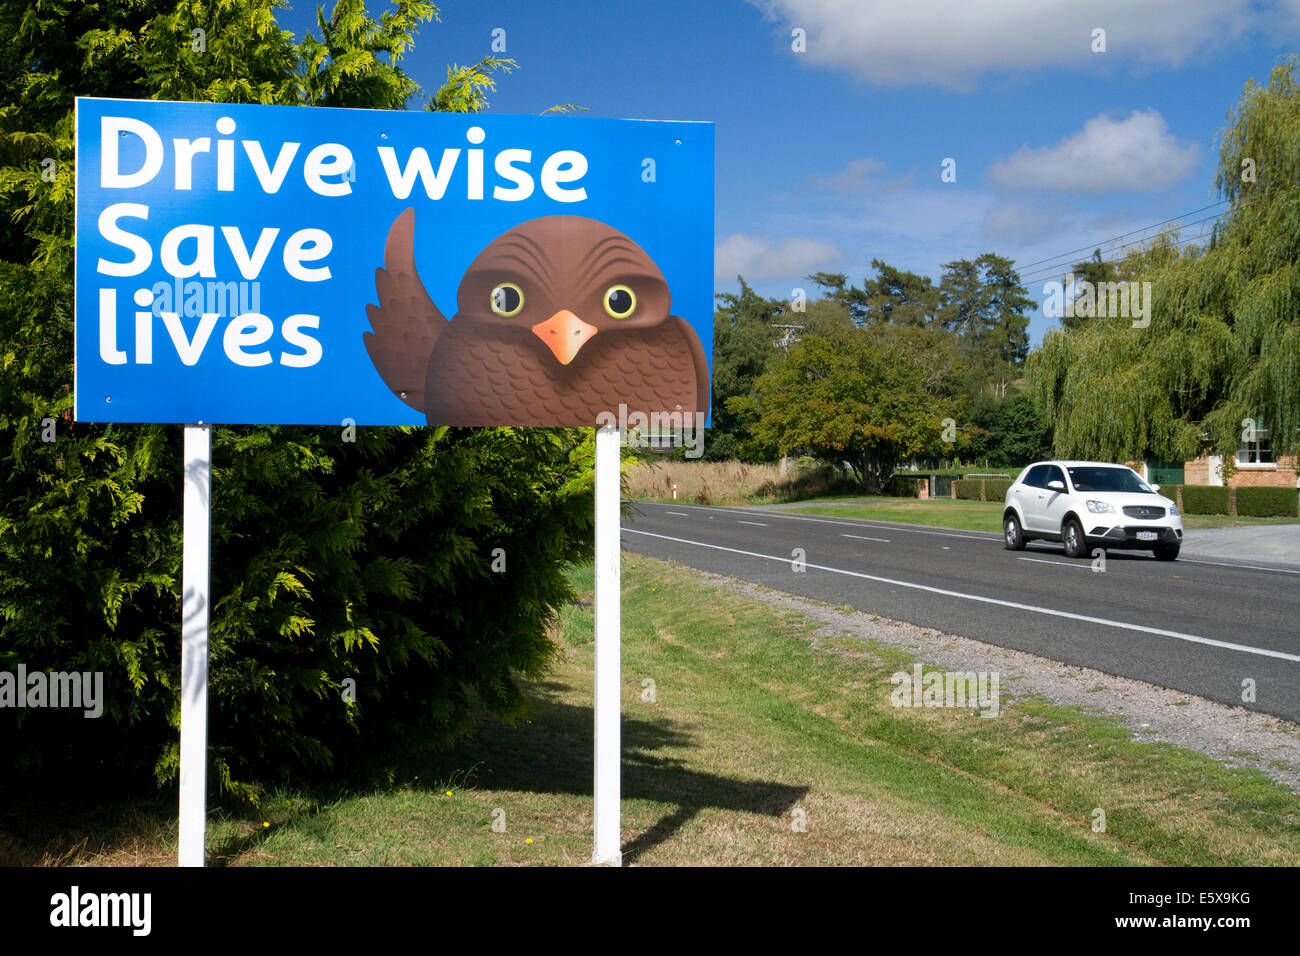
[179,424,212,867]
[592,424,622,866]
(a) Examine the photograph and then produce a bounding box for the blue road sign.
[75,97,713,427]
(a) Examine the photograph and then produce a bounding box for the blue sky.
[282,0,1300,345]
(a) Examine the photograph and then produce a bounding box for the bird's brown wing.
[364,208,445,412]
[670,316,712,415]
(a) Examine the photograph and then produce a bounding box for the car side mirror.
[1047,480,1065,492]
[1150,483,1161,493]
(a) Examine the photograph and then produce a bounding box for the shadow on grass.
[0,791,177,866]
[408,681,807,864]
[6,679,806,866]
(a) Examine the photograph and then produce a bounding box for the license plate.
[1136,531,1158,541]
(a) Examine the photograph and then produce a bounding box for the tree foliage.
[1059,249,1118,331]
[0,0,594,799]
[937,253,1032,395]
[427,56,516,113]
[864,259,940,328]
[808,271,869,324]
[962,390,1052,466]
[738,321,962,491]
[1029,56,1300,463]
[711,256,1036,466]
[807,256,1031,387]
[706,279,785,460]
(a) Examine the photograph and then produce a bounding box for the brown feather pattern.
[365,210,710,426]
[364,208,444,411]
[425,320,705,427]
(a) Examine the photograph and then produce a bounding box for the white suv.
[1003,461,1184,560]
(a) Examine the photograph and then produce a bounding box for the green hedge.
[1236,486,1299,517]
[882,474,922,498]
[1181,485,1230,515]
[983,479,1013,500]
[952,478,1012,501]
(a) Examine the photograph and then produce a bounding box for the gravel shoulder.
[1180,525,1300,567]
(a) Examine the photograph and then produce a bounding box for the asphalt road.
[622,501,1300,723]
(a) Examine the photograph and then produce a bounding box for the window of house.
[1237,427,1273,465]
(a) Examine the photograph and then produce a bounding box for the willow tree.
[1027,235,1231,463]
[1029,55,1300,463]
[1207,56,1300,457]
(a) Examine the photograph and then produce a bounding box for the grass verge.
[779,497,1300,532]
[7,557,1298,866]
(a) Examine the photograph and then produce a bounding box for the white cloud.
[803,157,917,196]
[750,0,1278,89]
[987,110,1199,193]
[982,199,1052,242]
[809,157,888,193]
[714,233,842,282]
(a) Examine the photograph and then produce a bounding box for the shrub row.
[1173,484,1299,516]
[952,478,1013,501]
[1236,486,1300,517]
[984,479,1014,500]
[1181,485,1230,515]
[882,474,923,497]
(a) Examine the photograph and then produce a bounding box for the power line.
[1019,211,1226,283]
[1018,210,1228,284]
[1013,199,1227,270]
[1011,199,1229,280]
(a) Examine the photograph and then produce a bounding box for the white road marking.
[1178,557,1300,575]
[640,502,1300,575]
[666,511,689,517]
[622,528,1300,664]
[841,533,891,543]
[1018,557,1091,570]
[737,520,768,527]
[689,505,997,540]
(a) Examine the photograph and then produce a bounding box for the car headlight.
[1085,500,1115,514]
[1169,503,1180,516]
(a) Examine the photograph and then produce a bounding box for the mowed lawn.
[14,556,1298,867]
[779,497,1300,532]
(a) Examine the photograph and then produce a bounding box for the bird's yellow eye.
[490,282,524,317]
[604,284,636,319]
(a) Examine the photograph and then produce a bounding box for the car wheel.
[1004,513,1026,551]
[1153,544,1179,561]
[1062,518,1089,558]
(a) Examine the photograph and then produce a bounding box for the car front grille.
[1122,505,1165,519]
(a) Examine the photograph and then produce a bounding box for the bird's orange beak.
[532,309,597,365]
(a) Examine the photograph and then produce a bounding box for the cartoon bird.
[364,209,709,427]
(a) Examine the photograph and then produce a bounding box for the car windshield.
[1067,467,1152,494]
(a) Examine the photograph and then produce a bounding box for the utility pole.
[771,324,805,478]
[771,324,804,356]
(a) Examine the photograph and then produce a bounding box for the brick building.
[1133,423,1299,488]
